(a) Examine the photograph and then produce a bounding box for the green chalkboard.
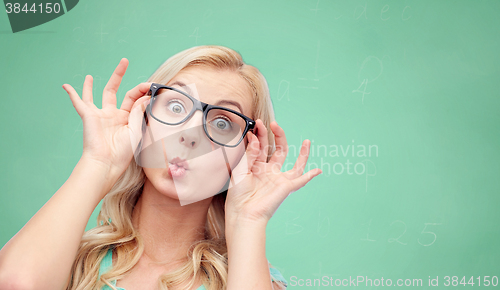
[1,0,499,288]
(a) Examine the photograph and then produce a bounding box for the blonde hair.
[67,45,281,290]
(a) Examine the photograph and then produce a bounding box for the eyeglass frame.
[145,82,256,148]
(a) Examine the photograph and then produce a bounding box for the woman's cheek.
[228,144,247,170]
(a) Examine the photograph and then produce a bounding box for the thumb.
[128,96,150,156]
[227,132,259,189]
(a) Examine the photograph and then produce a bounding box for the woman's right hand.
[63,58,151,181]
[0,58,152,289]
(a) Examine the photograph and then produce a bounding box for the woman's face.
[141,65,254,205]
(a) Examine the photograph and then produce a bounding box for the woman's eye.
[168,101,185,114]
[211,118,232,131]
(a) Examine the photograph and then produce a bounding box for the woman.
[0,45,321,290]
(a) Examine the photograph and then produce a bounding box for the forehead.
[166,66,254,118]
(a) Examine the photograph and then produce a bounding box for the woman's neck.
[131,178,212,264]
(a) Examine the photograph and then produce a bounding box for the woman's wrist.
[74,155,121,200]
[225,217,268,245]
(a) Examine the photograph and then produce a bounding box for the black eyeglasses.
[146,83,255,147]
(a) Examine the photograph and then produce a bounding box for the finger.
[103,58,129,109]
[63,84,86,117]
[81,75,93,104]
[130,95,151,113]
[289,139,311,178]
[228,131,260,187]
[268,121,288,168]
[63,84,87,118]
[120,82,153,113]
[237,131,260,173]
[128,96,151,154]
[288,168,322,195]
[245,131,261,171]
[254,119,269,163]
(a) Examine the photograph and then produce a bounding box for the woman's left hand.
[225,119,322,227]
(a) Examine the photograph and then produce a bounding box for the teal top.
[98,249,288,289]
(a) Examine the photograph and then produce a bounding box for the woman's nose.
[178,111,204,149]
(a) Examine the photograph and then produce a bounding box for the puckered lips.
[168,157,189,178]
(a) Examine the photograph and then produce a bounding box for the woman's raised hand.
[225,120,322,228]
[63,58,151,180]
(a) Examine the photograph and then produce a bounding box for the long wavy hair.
[66,45,280,290]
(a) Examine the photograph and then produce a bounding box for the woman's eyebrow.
[215,100,243,114]
[169,81,193,95]
[169,81,244,114]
